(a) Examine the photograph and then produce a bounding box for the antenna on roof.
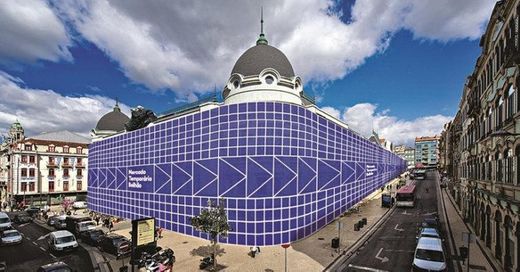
[256,7,268,45]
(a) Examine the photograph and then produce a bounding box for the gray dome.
[231,44,295,77]
[96,106,129,132]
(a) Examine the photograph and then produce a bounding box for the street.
[0,213,94,272]
[337,171,451,272]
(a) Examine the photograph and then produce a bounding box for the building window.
[77,158,82,164]
[77,147,83,154]
[29,155,35,163]
[29,182,35,191]
[49,168,55,177]
[63,168,69,177]
[49,157,55,165]
[63,157,69,165]
[49,181,54,192]
[63,146,69,153]
[77,169,82,177]
[77,180,82,191]
[21,183,27,192]
[29,168,35,177]
[24,145,32,151]
[21,155,27,163]
[63,181,69,191]
[48,145,55,152]
[21,168,27,177]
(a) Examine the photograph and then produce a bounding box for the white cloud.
[328,103,451,145]
[0,71,130,137]
[0,0,72,64]
[45,0,495,98]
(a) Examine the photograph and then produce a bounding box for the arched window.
[495,210,503,259]
[507,85,515,119]
[496,151,503,182]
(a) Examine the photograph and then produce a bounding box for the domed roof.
[96,104,129,132]
[231,44,295,78]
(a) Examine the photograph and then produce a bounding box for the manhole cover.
[318,237,324,240]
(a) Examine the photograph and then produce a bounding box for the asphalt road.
[0,213,94,272]
[338,171,446,272]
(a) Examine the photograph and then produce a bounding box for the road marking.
[384,249,414,253]
[32,241,38,246]
[19,223,30,227]
[49,253,57,259]
[394,224,404,232]
[25,236,31,240]
[347,264,390,272]
[37,234,49,241]
[375,248,389,263]
[39,246,46,251]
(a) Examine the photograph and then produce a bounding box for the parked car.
[0,212,12,231]
[24,206,41,217]
[47,215,59,226]
[13,213,33,224]
[37,261,73,272]
[97,234,132,259]
[79,229,105,246]
[72,201,87,209]
[75,220,97,234]
[47,230,78,253]
[1,229,23,245]
[0,261,6,272]
[417,227,441,240]
[54,215,67,230]
[421,217,440,229]
[412,237,447,271]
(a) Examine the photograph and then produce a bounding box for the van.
[75,220,97,234]
[65,216,90,234]
[0,212,11,231]
[54,215,67,230]
[47,230,78,252]
[412,237,447,271]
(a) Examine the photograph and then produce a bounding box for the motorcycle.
[199,255,214,270]
[136,247,176,272]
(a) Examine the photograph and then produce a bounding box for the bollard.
[362,218,367,225]
[358,220,364,228]
[354,222,360,231]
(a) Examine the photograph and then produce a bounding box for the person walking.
[109,220,114,232]
[95,216,100,226]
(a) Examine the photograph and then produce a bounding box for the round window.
[233,80,240,89]
[265,76,274,84]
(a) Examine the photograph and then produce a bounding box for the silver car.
[1,229,23,245]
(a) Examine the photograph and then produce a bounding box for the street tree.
[191,198,230,271]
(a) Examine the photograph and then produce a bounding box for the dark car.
[421,216,440,230]
[97,234,132,259]
[37,261,73,272]
[80,229,105,246]
[13,213,32,224]
[47,215,58,227]
[24,206,41,217]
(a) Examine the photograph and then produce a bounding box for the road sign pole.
[285,247,287,272]
[467,234,470,272]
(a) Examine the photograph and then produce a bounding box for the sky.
[0,0,497,145]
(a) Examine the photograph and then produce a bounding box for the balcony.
[62,162,73,168]
[504,44,520,68]
[75,162,85,168]
[63,174,70,180]
[47,161,58,168]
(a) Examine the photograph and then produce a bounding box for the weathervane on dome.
[256,6,268,45]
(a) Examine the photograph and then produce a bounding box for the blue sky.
[0,0,496,145]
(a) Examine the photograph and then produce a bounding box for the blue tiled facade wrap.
[88,102,406,246]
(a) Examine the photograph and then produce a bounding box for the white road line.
[394,224,404,232]
[26,237,31,241]
[32,241,38,246]
[347,264,390,272]
[39,246,46,251]
[19,223,29,227]
[49,253,57,259]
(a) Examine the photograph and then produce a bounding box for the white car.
[75,220,97,234]
[417,227,441,239]
[0,212,11,231]
[412,237,447,271]
[72,201,87,209]
[47,230,78,252]
[1,229,22,245]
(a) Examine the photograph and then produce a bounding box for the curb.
[324,203,396,271]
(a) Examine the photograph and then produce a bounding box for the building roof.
[27,130,90,145]
[95,104,129,132]
[231,44,295,78]
[415,136,440,142]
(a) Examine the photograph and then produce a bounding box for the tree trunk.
[213,237,218,271]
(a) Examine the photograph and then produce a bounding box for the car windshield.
[56,236,76,244]
[0,218,9,223]
[49,267,72,272]
[416,249,444,262]
[2,232,19,238]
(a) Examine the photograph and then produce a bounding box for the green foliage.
[191,198,230,241]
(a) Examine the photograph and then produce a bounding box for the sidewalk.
[107,177,404,272]
[440,187,501,272]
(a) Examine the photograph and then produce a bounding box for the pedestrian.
[109,220,114,232]
[158,227,163,238]
[95,216,100,226]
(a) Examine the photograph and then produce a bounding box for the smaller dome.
[231,44,295,78]
[11,120,22,129]
[96,104,129,132]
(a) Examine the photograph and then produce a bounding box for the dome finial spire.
[256,7,268,45]
[114,97,121,112]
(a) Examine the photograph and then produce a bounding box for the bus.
[396,181,416,207]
